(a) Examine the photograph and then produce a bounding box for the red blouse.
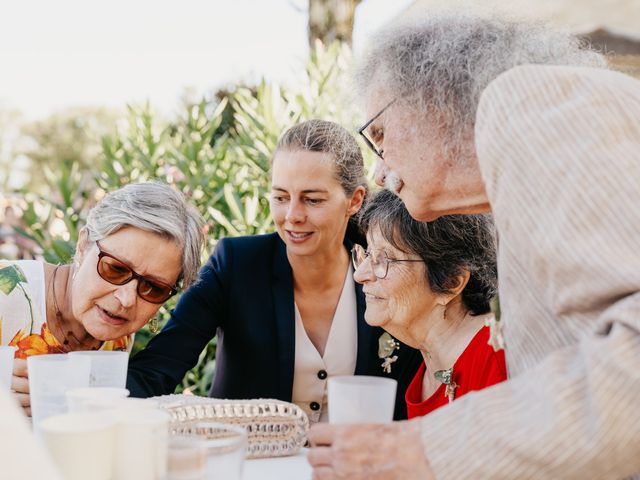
[405,325,507,419]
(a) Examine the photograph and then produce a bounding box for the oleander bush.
[10,42,372,395]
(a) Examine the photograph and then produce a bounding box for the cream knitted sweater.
[419,65,640,479]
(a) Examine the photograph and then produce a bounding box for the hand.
[307,420,435,480]
[11,358,31,417]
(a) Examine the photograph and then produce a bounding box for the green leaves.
[0,264,27,296]
[11,40,364,396]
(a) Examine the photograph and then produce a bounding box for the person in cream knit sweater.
[308,15,640,480]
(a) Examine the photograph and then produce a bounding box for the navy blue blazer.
[127,233,421,420]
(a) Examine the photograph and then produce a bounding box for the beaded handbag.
[154,395,309,458]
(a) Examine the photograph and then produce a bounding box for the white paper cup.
[68,351,129,388]
[0,346,15,390]
[28,354,91,433]
[112,408,170,480]
[187,422,247,480]
[40,412,115,480]
[328,375,397,424]
[66,387,130,413]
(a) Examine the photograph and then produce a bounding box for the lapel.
[271,236,296,401]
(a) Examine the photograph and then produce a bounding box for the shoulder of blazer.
[209,233,291,285]
[215,232,280,254]
[211,233,282,267]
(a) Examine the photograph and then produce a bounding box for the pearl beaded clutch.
[154,395,309,458]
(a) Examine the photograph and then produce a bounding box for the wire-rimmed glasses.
[351,244,422,279]
[357,99,396,159]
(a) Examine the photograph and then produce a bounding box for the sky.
[0,0,412,120]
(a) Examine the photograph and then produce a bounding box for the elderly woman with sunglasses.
[351,190,505,419]
[0,182,204,415]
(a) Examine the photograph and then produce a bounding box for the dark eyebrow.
[271,186,329,194]
[301,189,329,194]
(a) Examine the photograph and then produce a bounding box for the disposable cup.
[111,408,170,480]
[66,387,130,413]
[328,375,397,424]
[40,412,115,480]
[28,354,91,433]
[68,350,128,388]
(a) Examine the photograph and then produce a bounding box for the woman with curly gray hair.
[309,12,640,480]
[352,189,502,418]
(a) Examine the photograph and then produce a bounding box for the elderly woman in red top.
[352,189,504,417]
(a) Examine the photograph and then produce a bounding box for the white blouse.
[291,265,358,424]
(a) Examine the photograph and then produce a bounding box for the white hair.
[357,15,606,162]
[84,182,204,287]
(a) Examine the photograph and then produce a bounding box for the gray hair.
[359,189,497,315]
[357,15,606,161]
[84,182,204,287]
[275,119,368,243]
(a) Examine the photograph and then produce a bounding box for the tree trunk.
[308,0,362,47]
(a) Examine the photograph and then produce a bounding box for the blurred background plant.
[0,41,373,395]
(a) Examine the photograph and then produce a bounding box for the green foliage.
[13,162,90,264]
[11,41,365,396]
[18,107,118,193]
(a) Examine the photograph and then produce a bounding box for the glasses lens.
[362,130,382,158]
[369,250,388,279]
[97,255,133,284]
[98,253,174,303]
[352,245,365,270]
[137,279,173,304]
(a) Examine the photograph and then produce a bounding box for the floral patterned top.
[0,260,130,359]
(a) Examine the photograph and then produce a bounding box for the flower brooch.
[378,332,400,374]
[434,367,458,403]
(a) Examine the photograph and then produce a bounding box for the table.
[243,449,311,480]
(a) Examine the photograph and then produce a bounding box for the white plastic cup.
[66,387,130,413]
[112,408,170,480]
[0,346,15,390]
[68,351,129,388]
[187,422,247,480]
[40,412,116,480]
[28,354,91,433]
[328,375,397,424]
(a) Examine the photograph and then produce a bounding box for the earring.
[438,300,447,322]
[149,317,159,334]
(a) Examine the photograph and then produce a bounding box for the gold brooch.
[378,332,399,374]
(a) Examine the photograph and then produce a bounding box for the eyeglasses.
[96,241,179,304]
[351,243,423,280]
[357,99,396,159]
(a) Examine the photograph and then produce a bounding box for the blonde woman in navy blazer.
[128,120,421,421]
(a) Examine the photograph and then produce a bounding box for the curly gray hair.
[356,15,606,162]
[84,182,205,287]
